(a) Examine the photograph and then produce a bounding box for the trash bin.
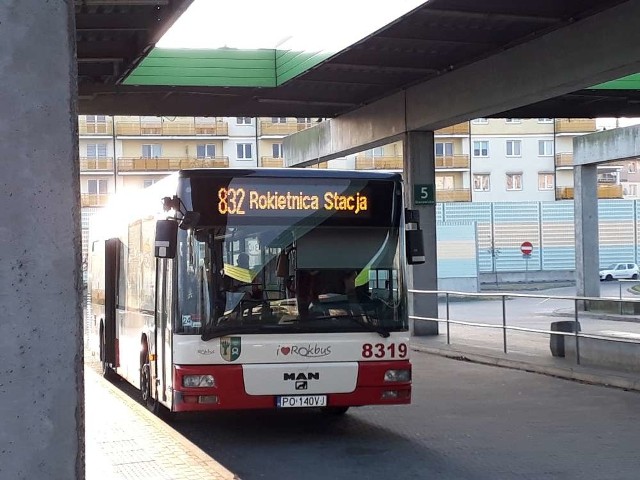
[550,320,581,357]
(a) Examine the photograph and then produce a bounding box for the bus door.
[154,258,174,406]
[103,238,120,369]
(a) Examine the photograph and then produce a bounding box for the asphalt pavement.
[84,281,640,479]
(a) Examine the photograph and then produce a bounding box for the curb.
[410,343,640,393]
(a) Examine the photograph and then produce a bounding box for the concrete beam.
[286,0,640,164]
[574,124,640,166]
[0,1,83,478]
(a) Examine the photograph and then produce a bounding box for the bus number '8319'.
[362,343,408,359]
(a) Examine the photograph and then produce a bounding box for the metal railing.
[118,156,229,171]
[556,184,623,199]
[435,154,470,169]
[409,287,640,366]
[354,155,403,170]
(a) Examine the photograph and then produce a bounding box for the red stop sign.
[521,241,533,255]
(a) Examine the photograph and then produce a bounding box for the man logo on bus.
[220,336,241,362]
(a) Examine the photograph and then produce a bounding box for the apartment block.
[79,115,640,211]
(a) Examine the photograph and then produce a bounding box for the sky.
[597,118,640,129]
[157,0,428,52]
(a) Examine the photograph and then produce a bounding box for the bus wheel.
[99,326,115,380]
[140,343,159,414]
[322,406,350,415]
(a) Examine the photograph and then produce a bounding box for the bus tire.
[140,340,159,415]
[99,325,115,381]
[322,406,350,415]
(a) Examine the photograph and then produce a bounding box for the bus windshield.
[176,223,406,337]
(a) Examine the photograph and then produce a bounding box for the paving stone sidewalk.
[85,366,239,480]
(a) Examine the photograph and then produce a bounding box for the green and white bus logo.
[220,336,241,362]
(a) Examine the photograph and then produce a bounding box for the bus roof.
[178,168,403,182]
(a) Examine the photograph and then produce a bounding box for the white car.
[599,263,639,281]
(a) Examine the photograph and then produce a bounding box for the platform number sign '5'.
[414,184,435,205]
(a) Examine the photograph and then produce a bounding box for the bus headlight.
[384,369,411,382]
[182,374,215,388]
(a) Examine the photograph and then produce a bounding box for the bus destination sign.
[186,176,397,226]
[217,187,369,216]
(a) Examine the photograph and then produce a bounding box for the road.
[437,282,640,331]
[147,352,640,480]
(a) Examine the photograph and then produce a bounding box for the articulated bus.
[88,168,424,415]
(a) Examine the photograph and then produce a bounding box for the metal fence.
[437,199,640,272]
[409,281,640,367]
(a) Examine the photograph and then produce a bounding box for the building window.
[86,144,107,158]
[538,140,554,156]
[86,115,106,124]
[629,184,638,196]
[435,142,453,156]
[271,117,287,123]
[506,173,523,191]
[297,117,312,124]
[237,143,253,160]
[85,115,107,133]
[143,179,157,189]
[436,175,455,190]
[87,179,108,194]
[537,118,553,123]
[629,162,637,173]
[197,144,216,158]
[538,173,554,190]
[471,118,488,124]
[236,117,252,125]
[506,140,521,157]
[366,147,384,157]
[272,143,283,158]
[505,118,521,123]
[142,144,162,158]
[473,174,490,192]
[473,141,489,157]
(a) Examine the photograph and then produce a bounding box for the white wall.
[471,134,556,202]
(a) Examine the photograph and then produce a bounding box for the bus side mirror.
[406,230,425,265]
[155,220,178,259]
[405,208,425,265]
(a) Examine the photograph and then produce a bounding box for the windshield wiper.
[201,324,280,341]
[309,314,390,338]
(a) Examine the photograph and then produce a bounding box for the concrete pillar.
[0,2,83,479]
[404,131,439,335]
[574,165,600,299]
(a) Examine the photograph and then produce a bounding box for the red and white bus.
[88,168,424,415]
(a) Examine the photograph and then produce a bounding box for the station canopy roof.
[77,0,640,118]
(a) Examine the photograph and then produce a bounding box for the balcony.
[556,185,624,199]
[81,193,110,207]
[435,154,470,169]
[118,157,229,171]
[260,121,314,135]
[115,118,228,136]
[260,157,284,167]
[435,123,470,135]
[355,155,403,170]
[79,122,112,135]
[555,119,597,134]
[555,153,573,167]
[80,157,113,172]
[437,189,471,202]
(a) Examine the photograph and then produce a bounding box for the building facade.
[78,115,639,278]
